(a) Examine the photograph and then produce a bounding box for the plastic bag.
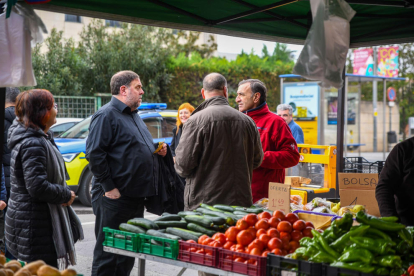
[338,205,367,217]
[293,0,356,89]
[253,198,269,209]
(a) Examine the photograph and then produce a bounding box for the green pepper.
[379,216,399,222]
[304,244,318,257]
[390,267,406,276]
[308,251,336,263]
[331,213,353,237]
[375,255,402,268]
[299,237,312,247]
[330,225,370,252]
[355,211,405,231]
[330,262,375,273]
[373,267,390,275]
[397,240,411,255]
[366,227,393,242]
[398,228,413,247]
[338,248,373,264]
[349,237,395,255]
[311,229,340,258]
[293,247,307,259]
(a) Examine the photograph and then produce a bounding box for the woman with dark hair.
[6,89,83,268]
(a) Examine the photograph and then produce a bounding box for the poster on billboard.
[327,95,357,125]
[353,48,374,76]
[377,46,399,78]
[283,82,319,144]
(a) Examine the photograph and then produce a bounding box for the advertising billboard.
[377,46,399,78]
[353,48,374,76]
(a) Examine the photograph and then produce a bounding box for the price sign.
[268,182,291,213]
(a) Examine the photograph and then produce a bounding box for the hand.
[0,201,6,210]
[157,143,167,157]
[173,157,176,163]
[105,188,121,199]
[62,191,76,207]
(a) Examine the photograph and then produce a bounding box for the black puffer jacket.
[3,106,15,189]
[5,120,72,264]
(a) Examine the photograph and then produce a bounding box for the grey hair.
[277,104,293,115]
[110,71,140,95]
[238,79,267,104]
[203,73,227,92]
[5,87,20,104]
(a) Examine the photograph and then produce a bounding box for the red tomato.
[234,257,245,263]
[410,270,414,276]
[256,228,267,238]
[230,244,238,251]
[209,241,223,248]
[302,227,314,238]
[282,238,290,251]
[202,238,214,246]
[285,213,299,224]
[258,211,272,220]
[225,227,240,242]
[289,240,300,251]
[235,244,245,251]
[248,239,265,252]
[280,232,291,242]
[186,240,197,244]
[262,250,270,257]
[255,219,270,230]
[268,217,281,228]
[237,230,255,246]
[244,214,259,227]
[246,227,257,237]
[245,259,257,265]
[267,238,283,250]
[198,235,209,244]
[196,249,205,254]
[409,265,414,274]
[288,248,296,254]
[189,248,197,253]
[212,233,226,245]
[277,221,293,233]
[305,221,315,229]
[267,228,280,239]
[281,249,288,256]
[292,220,306,231]
[236,219,250,230]
[271,248,283,256]
[273,210,286,220]
[223,241,234,250]
[249,248,262,256]
[291,230,303,242]
[258,234,271,245]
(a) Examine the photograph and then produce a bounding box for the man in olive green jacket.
[175,73,264,211]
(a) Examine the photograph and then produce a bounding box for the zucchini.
[162,212,171,216]
[184,215,214,228]
[166,227,202,241]
[235,215,245,220]
[115,234,132,240]
[178,211,202,217]
[154,215,182,222]
[213,204,235,212]
[155,221,188,229]
[128,218,159,230]
[234,211,249,216]
[146,229,182,240]
[196,209,235,226]
[203,215,226,225]
[187,223,216,237]
[119,223,146,234]
[158,229,166,233]
[234,207,263,214]
[200,203,224,212]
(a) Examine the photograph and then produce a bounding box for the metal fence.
[55,94,112,119]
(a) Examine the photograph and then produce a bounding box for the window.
[144,117,162,139]
[65,14,82,23]
[105,20,121,28]
[60,117,91,139]
[162,117,176,138]
[50,122,77,137]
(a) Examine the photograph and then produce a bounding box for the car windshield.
[59,117,91,139]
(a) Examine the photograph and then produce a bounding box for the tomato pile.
[187,210,319,260]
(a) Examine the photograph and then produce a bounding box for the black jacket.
[376,137,414,226]
[170,125,182,157]
[5,120,72,263]
[3,106,15,188]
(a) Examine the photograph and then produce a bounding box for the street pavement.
[71,200,198,276]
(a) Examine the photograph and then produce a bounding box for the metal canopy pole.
[373,48,378,152]
[335,69,346,199]
[0,88,5,173]
[383,79,386,160]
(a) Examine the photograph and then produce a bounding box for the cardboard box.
[268,182,290,213]
[285,176,311,187]
[338,173,380,217]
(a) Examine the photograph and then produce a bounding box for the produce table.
[103,246,246,276]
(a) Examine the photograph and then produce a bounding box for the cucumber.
[154,215,182,222]
[235,215,245,220]
[128,218,159,230]
[187,223,216,236]
[184,215,214,228]
[200,203,224,212]
[158,229,166,233]
[213,204,235,212]
[234,211,249,216]
[203,215,226,225]
[196,209,235,226]
[115,234,132,240]
[155,221,188,229]
[119,223,146,234]
[178,211,202,217]
[146,229,182,240]
[162,212,171,216]
[234,207,263,214]
[166,227,202,241]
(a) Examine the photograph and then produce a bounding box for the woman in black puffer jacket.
[6,89,77,267]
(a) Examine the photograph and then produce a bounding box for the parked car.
[50,118,83,137]
[55,103,177,206]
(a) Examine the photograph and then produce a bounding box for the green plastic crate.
[103,227,140,252]
[138,233,179,260]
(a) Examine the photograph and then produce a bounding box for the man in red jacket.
[236,79,300,202]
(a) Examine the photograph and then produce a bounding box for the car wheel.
[78,168,93,207]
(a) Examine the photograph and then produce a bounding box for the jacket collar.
[243,102,270,117]
[111,96,138,114]
[192,96,229,116]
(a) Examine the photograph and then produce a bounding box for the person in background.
[276,104,304,145]
[6,89,79,267]
[376,137,414,226]
[175,73,263,212]
[171,103,195,161]
[236,79,300,203]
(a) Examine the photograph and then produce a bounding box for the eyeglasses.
[53,103,58,111]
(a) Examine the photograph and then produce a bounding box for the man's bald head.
[203,73,227,93]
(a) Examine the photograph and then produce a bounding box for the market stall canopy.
[35,0,414,48]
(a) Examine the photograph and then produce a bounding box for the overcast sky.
[217,34,303,60]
